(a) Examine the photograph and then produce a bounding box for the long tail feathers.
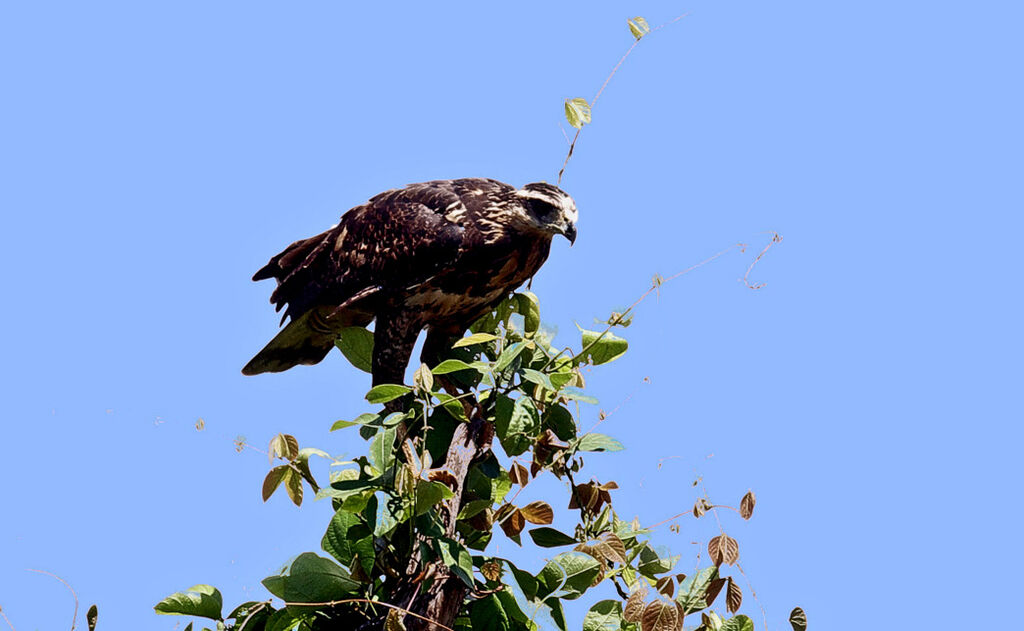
[241,309,337,375]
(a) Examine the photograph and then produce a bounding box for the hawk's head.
[516,182,578,245]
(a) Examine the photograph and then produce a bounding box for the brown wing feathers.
[244,178,566,378]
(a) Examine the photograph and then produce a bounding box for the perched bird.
[243,178,577,386]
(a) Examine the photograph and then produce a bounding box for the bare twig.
[26,570,78,631]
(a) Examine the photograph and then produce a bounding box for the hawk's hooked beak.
[562,223,577,246]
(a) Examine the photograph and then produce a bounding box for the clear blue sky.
[1,2,1020,629]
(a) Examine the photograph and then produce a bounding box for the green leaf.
[86,604,98,631]
[536,552,601,600]
[583,600,623,631]
[453,332,498,348]
[365,384,411,404]
[431,359,477,374]
[457,498,491,519]
[414,480,455,516]
[521,368,555,392]
[264,607,314,631]
[676,566,721,614]
[433,392,470,423]
[154,584,223,620]
[369,427,397,473]
[228,602,274,629]
[322,509,374,575]
[498,396,540,456]
[575,433,624,453]
[335,327,374,373]
[438,537,476,588]
[546,597,568,631]
[528,527,578,548]
[514,292,541,335]
[331,413,379,431]
[637,543,675,578]
[544,405,577,441]
[469,594,511,631]
[561,387,599,405]
[503,559,539,602]
[721,615,755,631]
[577,327,628,365]
[628,16,650,40]
[261,553,360,603]
[495,342,527,372]
[495,589,533,628]
[564,97,592,129]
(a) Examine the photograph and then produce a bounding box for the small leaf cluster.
[156,294,801,631]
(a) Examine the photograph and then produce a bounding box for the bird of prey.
[243,178,577,386]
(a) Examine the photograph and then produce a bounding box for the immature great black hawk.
[243,178,578,386]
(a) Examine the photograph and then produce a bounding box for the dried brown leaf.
[569,482,602,511]
[269,433,299,462]
[596,532,628,565]
[521,501,554,525]
[704,577,727,609]
[740,490,756,520]
[385,608,407,631]
[262,465,288,501]
[624,586,648,623]
[413,363,433,393]
[510,462,529,486]
[655,576,675,599]
[499,508,525,539]
[693,499,706,519]
[480,561,501,582]
[673,602,685,630]
[467,507,493,532]
[284,468,303,506]
[726,577,742,614]
[708,534,739,566]
[641,600,679,631]
[427,469,458,490]
[789,607,807,631]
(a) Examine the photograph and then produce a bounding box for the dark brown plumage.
[243,178,578,385]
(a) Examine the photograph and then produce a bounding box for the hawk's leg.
[421,323,465,370]
[371,312,421,387]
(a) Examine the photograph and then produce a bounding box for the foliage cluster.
[156,293,803,631]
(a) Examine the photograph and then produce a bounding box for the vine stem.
[539,239,746,375]
[0,606,15,631]
[558,12,690,185]
[735,562,770,631]
[26,570,78,631]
